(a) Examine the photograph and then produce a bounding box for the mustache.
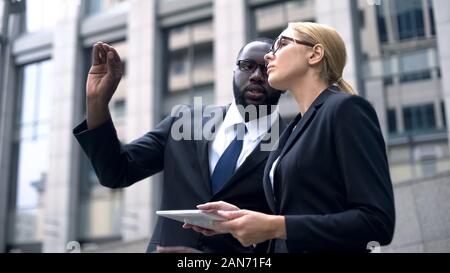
[243,84,267,94]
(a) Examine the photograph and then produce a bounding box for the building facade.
[0,0,450,253]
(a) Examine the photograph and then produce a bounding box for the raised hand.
[86,42,123,129]
[87,42,123,105]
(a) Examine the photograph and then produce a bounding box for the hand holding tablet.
[156,210,227,230]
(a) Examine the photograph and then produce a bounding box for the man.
[73,38,285,253]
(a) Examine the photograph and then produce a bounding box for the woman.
[186,22,395,252]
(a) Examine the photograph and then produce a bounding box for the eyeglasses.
[270,35,316,55]
[236,59,268,75]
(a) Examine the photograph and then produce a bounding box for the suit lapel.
[275,89,334,212]
[262,129,289,213]
[196,106,228,195]
[278,89,334,160]
[219,145,270,194]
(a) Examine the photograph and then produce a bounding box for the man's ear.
[308,44,325,66]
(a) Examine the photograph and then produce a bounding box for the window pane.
[376,4,388,43]
[20,64,38,125]
[424,104,436,128]
[11,60,54,246]
[25,0,70,32]
[400,50,432,83]
[286,0,314,22]
[79,162,122,241]
[87,0,102,15]
[255,4,284,34]
[0,0,4,31]
[166,21,214,96]
[442,102,447,128]
[193,43,214,86]
[403,107,413,131]
[38,61,53,124]
[254,0,314,39]
[395,0,425,40]
[400,51,428,74]
[428,0,436,35]
[387,109,397,134]
[403,104,436,134]
[86,0,128,16]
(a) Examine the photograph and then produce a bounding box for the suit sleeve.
[73,116,174,188]
[284,95,396,252]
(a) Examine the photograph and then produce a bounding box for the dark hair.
[236,37,274,61]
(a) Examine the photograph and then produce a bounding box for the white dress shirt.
[269,124,297,188]
[269,157,281,189]
[209,102,279,176]
[269,123,299,189]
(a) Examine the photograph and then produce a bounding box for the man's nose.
[250,66,264,82]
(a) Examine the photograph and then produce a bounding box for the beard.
[232,80,281,109]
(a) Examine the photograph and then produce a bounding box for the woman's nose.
[264,52,274,66]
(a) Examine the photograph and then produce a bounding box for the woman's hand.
[182,223,223,237]
[183,201,240,237]
[214,210,287,247]
[197,201,240,212]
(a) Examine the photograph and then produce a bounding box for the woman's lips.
[267,65,275,74]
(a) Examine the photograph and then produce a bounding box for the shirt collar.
[222,102,279,142]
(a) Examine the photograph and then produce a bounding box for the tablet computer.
[156,210,227,230]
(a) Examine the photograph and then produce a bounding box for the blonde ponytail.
[336,78,357,95]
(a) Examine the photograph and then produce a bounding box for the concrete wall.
[214,0,246,105]
[383,171,450,252]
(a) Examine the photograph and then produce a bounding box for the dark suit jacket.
[74,106,285,253]
[263,89,395,252]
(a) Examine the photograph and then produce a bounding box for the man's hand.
[86,42,123,129]
[87,42,123,104]
[182,201,240,237]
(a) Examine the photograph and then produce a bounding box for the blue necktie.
[211,125,246,195]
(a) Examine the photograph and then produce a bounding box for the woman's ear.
[308,44,325,66]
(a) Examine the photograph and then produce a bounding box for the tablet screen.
[156,210,227,230]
